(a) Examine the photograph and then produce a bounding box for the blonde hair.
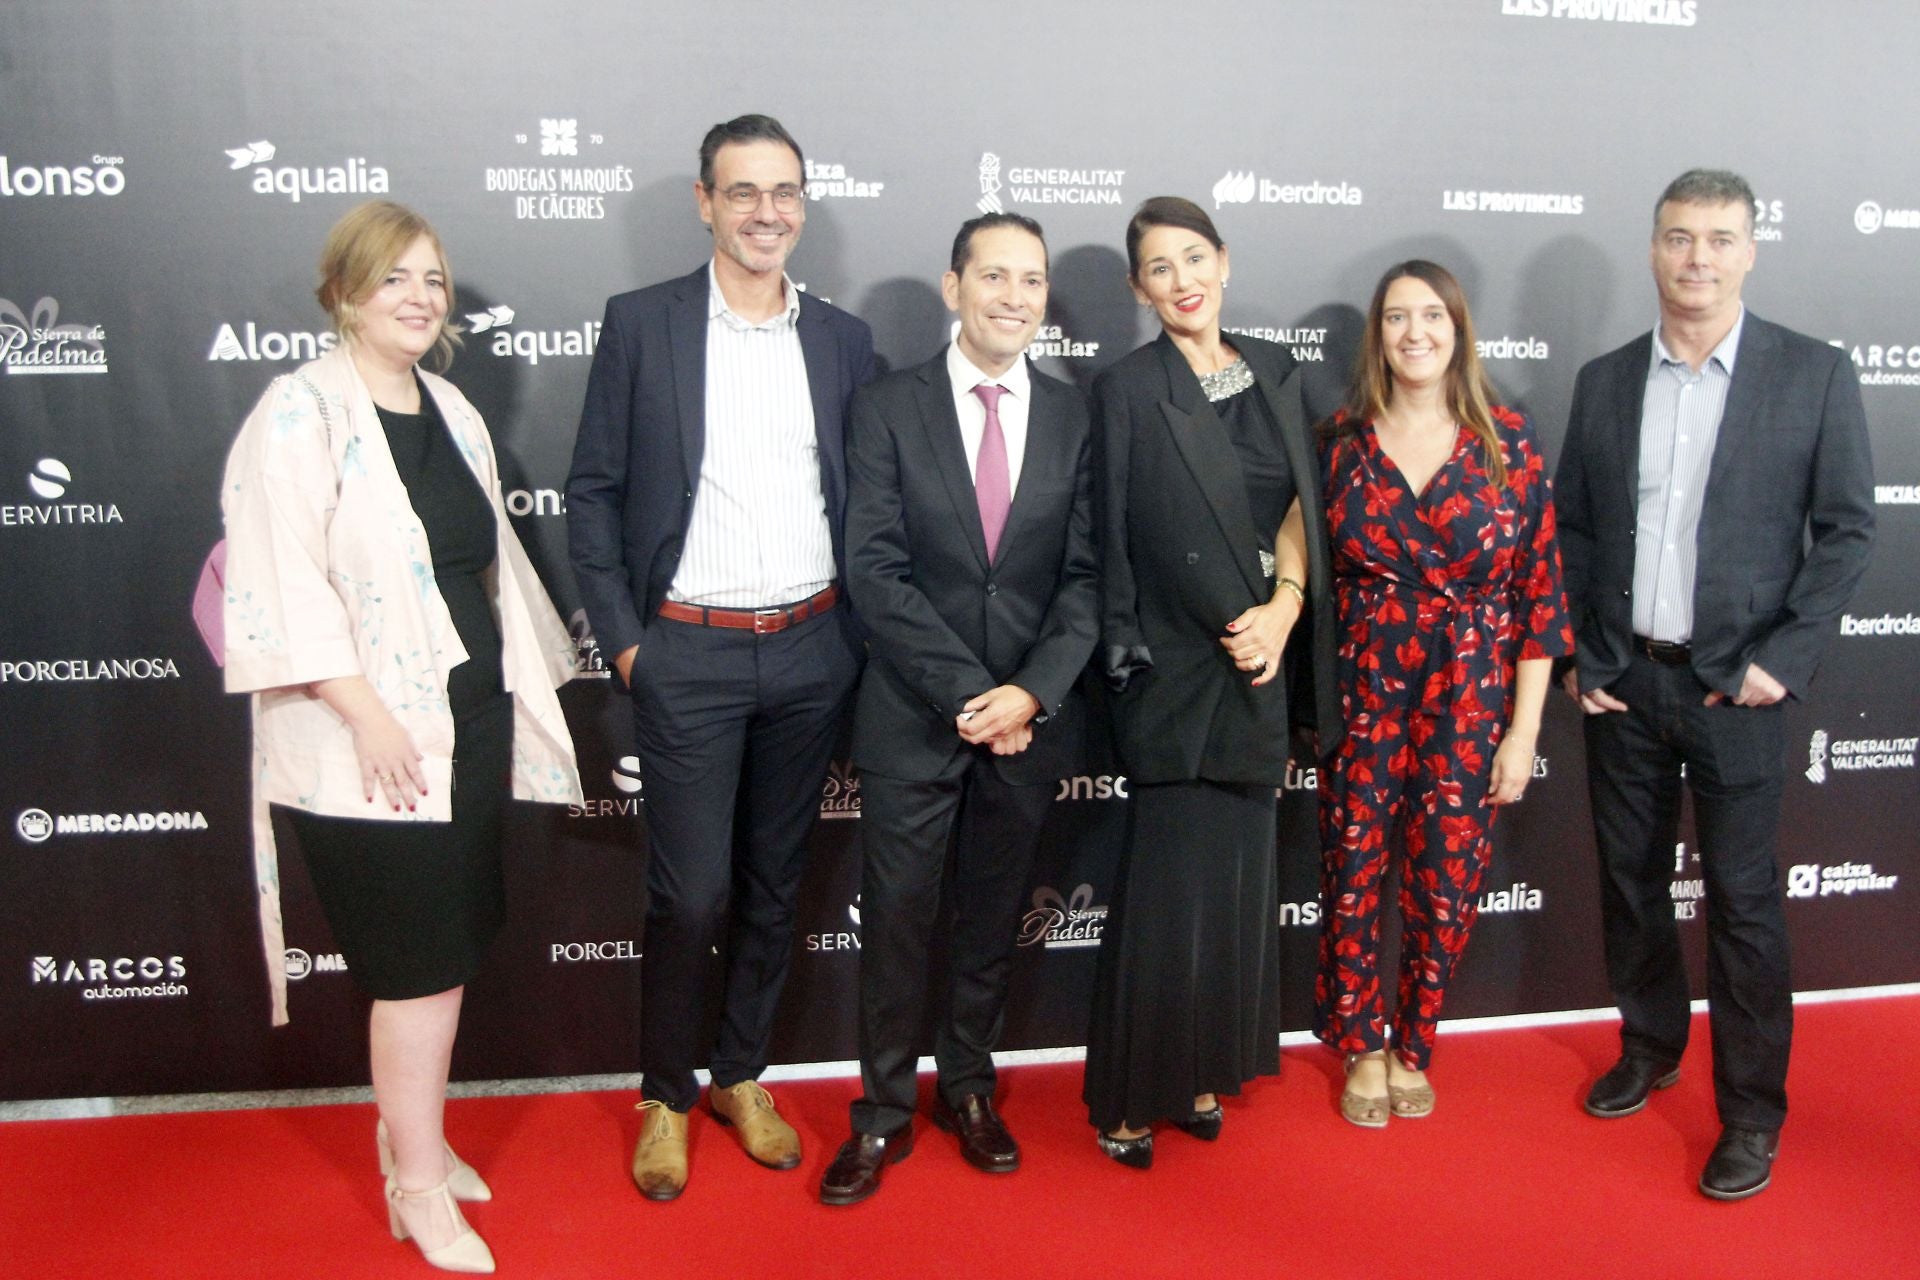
[315,200,462,370]
[1332,259,1506,487]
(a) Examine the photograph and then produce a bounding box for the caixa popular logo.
[1017,883,1106,949]
[820,760,861,819]
[224,139,389,203]
[32,954,189,1001]
[0,296,108,375]
[283,948,348,981]
[1787,862,1900,899]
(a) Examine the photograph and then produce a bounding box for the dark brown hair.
[1331,259,1506,487]
[1124,196,1223,281]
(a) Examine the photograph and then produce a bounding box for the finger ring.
[377,771,395,783]
[1253,657,1268,671]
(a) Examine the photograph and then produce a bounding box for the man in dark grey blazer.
[565,114,874,1201]
[1556,169,1874,1200]
[818,213,1098,1204]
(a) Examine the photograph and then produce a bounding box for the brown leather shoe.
[819,1127,914,1205]
[932,1093,1019,1172]
[631,1099,689,1201]
[709,1080,802,1170]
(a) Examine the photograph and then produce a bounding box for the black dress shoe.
[819,1127,914,1206]
[1699,1126,1779,1201]
[1095,1128,1153,1170]
[932,1093,1019,1172]
[1172,1102,1223,1141]
[1583,1055,1681,1117]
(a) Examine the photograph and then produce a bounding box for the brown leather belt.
[1635,636,1692,666]
[658,585,838,634]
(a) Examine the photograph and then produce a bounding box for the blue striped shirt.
[668,264,835,608]
[1633,308,1744,642]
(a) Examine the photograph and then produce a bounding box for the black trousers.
[849,760,1053,1137]
[1582,653,1791,1131]
[627,608,860,1112]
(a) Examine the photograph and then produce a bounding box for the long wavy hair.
[1328,259,1506,487]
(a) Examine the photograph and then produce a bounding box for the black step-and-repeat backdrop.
[4,0,1916,1101]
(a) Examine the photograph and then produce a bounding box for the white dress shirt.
[669,264,836,608]
[1633,307,1744,642]
[946,340,1031,498]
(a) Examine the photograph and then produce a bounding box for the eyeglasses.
[714,183,805,213]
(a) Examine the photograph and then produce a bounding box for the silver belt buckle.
[753,606,783,635]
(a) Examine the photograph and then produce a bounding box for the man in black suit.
[565,114,874,1201]
[1556,168,1874,1200]
[818,213,1098,1204]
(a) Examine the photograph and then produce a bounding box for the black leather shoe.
[1699,1126,1779,1201]
[1172,1102,1223,1141]
[1583,1055,1681,1117]
[932,1093,1019,1172]
[819,1127,914,1206]
[1095,1128,1153,1170]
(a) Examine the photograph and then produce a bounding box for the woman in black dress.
[1082,198,1337,1167]
[222,202,581,1272]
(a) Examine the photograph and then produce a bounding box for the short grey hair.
[1653,168,1756,232]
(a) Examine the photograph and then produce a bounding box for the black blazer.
[1556,312,1875,697]
[564,264,877,666]
[844,352,1098,786]
[1093,332,1339,784]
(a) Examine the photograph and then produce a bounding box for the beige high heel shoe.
[378,1118,493,1202]
[386,1174,496,1274]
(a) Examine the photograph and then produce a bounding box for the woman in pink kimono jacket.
[222,202,580,1273]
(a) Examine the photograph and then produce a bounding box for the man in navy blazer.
[565,114,875,1201]
[818,213,1098,1204]
[1556,169,1874,1201]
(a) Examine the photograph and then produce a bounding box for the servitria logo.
[3,458,124,529]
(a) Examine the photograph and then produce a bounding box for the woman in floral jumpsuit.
[1315,261,1574,1125]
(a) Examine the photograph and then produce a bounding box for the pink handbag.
[192,540,228,666]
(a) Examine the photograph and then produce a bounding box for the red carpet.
[3,995,1914,1280]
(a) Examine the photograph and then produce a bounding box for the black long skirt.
[280,690,513,1001]
[1082,779,1282,1131]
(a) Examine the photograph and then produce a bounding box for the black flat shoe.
[1172,1103,1223,1141]
[1699,1126,1779,1201]
[1583,1054,1681,1118]
[1096,1128,1153,1170]
[819,1127,914,1206]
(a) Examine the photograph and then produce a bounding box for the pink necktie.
[972,383,1011,563]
